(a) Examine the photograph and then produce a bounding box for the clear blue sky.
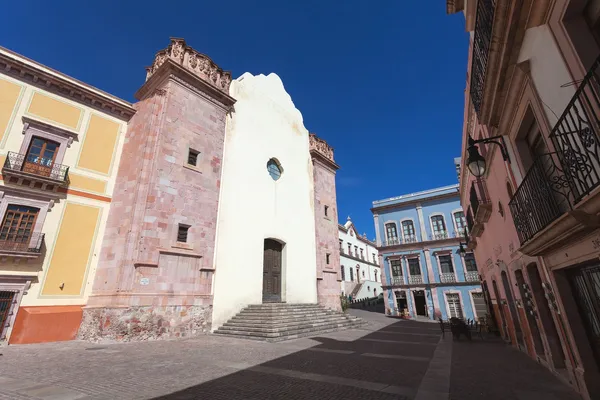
[0,1,468,240]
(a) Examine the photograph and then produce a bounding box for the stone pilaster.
[310,133,342,311]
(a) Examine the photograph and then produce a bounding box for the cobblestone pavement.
[0,310,582,399]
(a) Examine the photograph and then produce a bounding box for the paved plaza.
[0,310,581,400]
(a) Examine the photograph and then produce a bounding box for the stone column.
[416,203,428,241]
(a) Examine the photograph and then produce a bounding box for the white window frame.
[406,256,422,277]
[468,288,485,321]
[388,256,405,285]
[383,220,399,244]
[451,208,466,236]
[400,218,417,242]
[429,213,448,240]
[434,251,458,283]
[444,290,466,320]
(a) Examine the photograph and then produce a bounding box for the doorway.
[502,271,525,347]
[395,290,408,315]
[528,263,566,369]
[413,290,427,316]
[515,269,546,359]
[263,239,282,303]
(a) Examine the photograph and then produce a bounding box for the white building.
[338,217,381,299]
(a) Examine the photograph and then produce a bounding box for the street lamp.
[466,135,511,177]
[458,242,467,255]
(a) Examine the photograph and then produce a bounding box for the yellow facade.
[0,46,134,343]
[0,78,23,145]
[27,92,83,130]
[77,114,121,175]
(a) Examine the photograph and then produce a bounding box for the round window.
[266,158,282,181]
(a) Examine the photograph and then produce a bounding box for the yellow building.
[0,46,135,344]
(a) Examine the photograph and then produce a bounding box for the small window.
[267,158,282,181]
[188,149,200,166]
[326,253,330,264]
[177,224,190,243]
[324,205,329,217]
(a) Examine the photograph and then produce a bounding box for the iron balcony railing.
[470,0,496,116]
[465,271,480,282]
[3,152,70,184]
[470,179,491,218]
[384,238,400,246]
[0,232,44,254]
[408,275,423,284]
[440,272,456,283]
[382,231,463,247]
[510,54,600,243]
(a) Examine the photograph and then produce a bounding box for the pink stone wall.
[83,72,234,339]
[312,157,342,311]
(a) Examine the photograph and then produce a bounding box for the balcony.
[384,238,400,247]
[0,232,44,258]
[465,271,480,282]
[509,55,600,252]
[469,179,492,237]
[391,276,404,285]
[470,0,496,117]
[440,272,456,283]
[2,152,70,190]
[408,275,423,284]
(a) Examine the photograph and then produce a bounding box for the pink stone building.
[76,38,346,341]
[448,1,600,398]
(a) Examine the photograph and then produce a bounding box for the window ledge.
[183,164,202,174]
[160,247,202,258]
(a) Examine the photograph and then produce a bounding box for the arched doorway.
[482,281,499,335]
[515,269,545,359]
[502,271,524,347]
[527,263,566,369]
[263,239,283,303]
[492,279,508,340]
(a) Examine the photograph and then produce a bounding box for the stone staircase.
[213,303,365,342]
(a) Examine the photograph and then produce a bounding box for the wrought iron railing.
[509,55,600,243]
[3,152,69,183]
[404,235,418,243]
[465,271,480,282]
[470,179,490,217]
[466,207,475,233]
[0,232,44,254]
[384,238,400,247]
[470,0,496,116]
[408,275,423,284]
[391,276,404,285]
[440,272,457,283]
[431,231,449,241]
[509,153,571,243]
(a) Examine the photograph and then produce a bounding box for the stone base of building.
[317,273,342,312]
[9,305,83,344]
[78,305,213,342]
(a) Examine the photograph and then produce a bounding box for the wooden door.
[263,239,282,302]
[23,137,59,178]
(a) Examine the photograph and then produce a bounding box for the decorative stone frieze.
[309,133,335,162]
[145,38,232,95]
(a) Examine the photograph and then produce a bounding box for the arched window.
[431,215,447,239]
[385,223,398,244]
[401,220,416,242]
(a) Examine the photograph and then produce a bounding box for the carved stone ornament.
[309,133,335,161]
[145,38,233,95]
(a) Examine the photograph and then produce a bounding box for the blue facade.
[372,184,482,321]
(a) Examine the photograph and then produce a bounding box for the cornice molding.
[0,48,135,122]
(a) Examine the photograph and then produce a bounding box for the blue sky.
[0,1,468,239]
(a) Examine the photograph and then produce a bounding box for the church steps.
[223,317,351,330]
[213,303,365,342]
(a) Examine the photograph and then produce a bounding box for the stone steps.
[213,303,365,342]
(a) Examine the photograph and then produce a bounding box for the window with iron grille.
[0,205,39,243]
[464,253,478,272]
[385,223,398,241]
[402,220,415,239]
[408,258,421,275]
[439,255,454,273]
[188,149,200,166]
[431,215,446,235]
[177,224,190,243]
[391,259,402,277]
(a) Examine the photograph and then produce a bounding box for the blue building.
[371,184,485,321]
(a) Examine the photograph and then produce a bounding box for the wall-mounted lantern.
[466,135,511,177]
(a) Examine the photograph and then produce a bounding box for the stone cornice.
[383,280,479,290]
[144,38,232,97]
[371,191,459,213]
[135,58,236,109]
[311,150,340,172]
[0,47,135,122]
